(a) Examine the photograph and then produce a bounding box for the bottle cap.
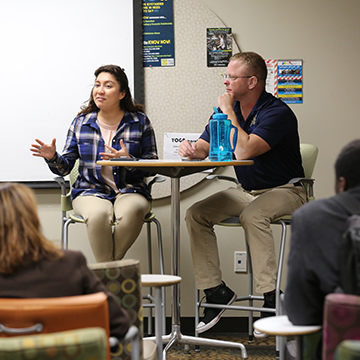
[212,113,228,120]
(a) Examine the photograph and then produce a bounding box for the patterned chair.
[89,259,145,360]
[0,327,108,360]
[323,293,360,360]
[0,293,111,359]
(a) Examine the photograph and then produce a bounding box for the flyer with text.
[207,28,232,67]
[143,0,175,67]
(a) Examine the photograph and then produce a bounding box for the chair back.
[300,143,318,179]
[299,143,318,201]
[323,293,360,360]
[0,292,110,359]
[69,159,80,188]
[89,259,143,360]
[58,159,80,213]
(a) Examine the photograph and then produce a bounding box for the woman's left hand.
[100,139,130,160]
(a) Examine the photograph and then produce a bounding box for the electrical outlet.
[234,251,247,273]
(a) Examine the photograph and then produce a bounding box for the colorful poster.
[143,0,175,67]
[277,60,303,104]
[207,28,232,67]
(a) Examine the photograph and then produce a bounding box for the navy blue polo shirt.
[200,91,304,191]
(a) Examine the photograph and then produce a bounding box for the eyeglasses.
[220,73,254,81]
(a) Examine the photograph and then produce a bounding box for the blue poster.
[277,60,303,104]
[143,0,175,67]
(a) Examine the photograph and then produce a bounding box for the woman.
[0,183,130,339]
[31,65,158,262]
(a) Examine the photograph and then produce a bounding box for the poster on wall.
[207,28,232,67]
[265,59,303,104]
[277,59,303,104]
[265,59,278,97]
[143,0,175,67]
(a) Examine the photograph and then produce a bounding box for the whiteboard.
[0,0,138,184]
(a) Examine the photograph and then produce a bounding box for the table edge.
[97,160,254,167]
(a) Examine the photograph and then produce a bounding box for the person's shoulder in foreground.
[285,139,360,326]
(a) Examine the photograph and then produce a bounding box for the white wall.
[35,0,360,318]
[200,0,360,200]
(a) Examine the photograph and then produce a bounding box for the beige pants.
[185,183,307,293]
[73,193,150,262]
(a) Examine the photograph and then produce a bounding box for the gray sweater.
[285,186,360,325]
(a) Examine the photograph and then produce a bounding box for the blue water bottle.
[209,112,238,161]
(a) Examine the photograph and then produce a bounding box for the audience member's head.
[0,183,62,274]
[335,139,360,193]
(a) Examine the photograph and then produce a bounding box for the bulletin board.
[144,0,239,198]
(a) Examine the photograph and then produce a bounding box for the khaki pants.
[185,183,307,293]
[73,193,150,262]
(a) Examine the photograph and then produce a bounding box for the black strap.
[334,192,360,215]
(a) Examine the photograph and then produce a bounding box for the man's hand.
[178,139,209,159]
[178,140,197,158]
[218,93,235,116]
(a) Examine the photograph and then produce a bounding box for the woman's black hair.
[78,65,143,116]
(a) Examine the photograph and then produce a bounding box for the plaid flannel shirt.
[46,111,158,201]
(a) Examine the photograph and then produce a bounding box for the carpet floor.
[164,334,277,359]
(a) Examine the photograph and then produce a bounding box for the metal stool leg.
[194,287,201,351]
[152,217,167,335]
[146,221,154,335]
[144,217,166,336]
[62,218,74,250]
[275,220,287,359]
[246,240,254,342]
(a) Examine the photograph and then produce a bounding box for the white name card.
[163,132,201,159]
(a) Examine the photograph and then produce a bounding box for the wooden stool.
[253,315,321,360]
[141,274,182,360]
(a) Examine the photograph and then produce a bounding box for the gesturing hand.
[100,139,130,160]
[30,138,56,160]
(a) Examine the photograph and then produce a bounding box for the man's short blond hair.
[230,52,267,82]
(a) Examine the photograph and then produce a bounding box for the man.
[178,51,306,335]
[285,139,360,325]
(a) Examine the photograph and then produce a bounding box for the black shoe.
[260,290,283,318]
[196,281,237,334]
[254,291,280,339]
